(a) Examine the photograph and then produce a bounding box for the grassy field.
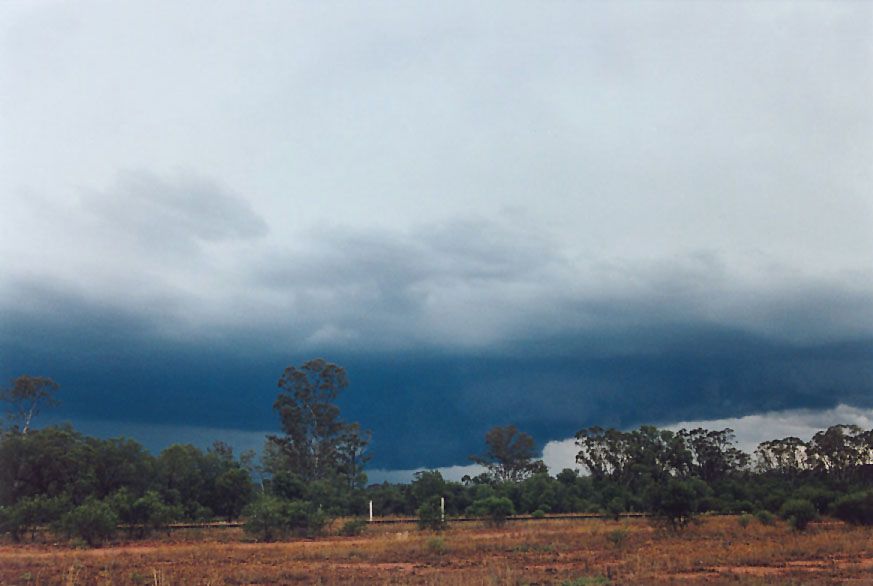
[1,516,873,585]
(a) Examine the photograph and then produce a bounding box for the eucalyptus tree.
[1,375,60,434]
[470,425,546,483]
[267,359,370,486]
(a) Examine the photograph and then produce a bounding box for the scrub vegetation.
[3,363,873,582]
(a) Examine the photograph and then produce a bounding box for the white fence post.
[369,500,373,522]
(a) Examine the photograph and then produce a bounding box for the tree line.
[2,362,873,545]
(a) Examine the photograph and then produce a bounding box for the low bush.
[794,486,837,515]
[606,526,628,547]
[243,496,326,541]
[425,535,447,555]
[417,496,447,531]
[755,510,776,526]
[650,478,709,531]
[831,491,873,526]
[243,496,286,541]
[468,496,515,527]
[605,497,624,521]
[0,495,69,542]
[58,499,118,547]
[779,498,816,531]
[340,518,367,536]
[111,489,180,538]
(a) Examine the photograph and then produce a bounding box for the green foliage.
[425,535,447,555]
[156,444,211,518]
[468,496,515,526]
[243,496,326,541]
[417,495,446,531]
[242,495,287,541]
[1,375,60,433]
[307,476,359,517]
[755,510,776,525]
[807,425,871,480]
[831,491,873,526]
[605,497,624,520]
[519,472,561,514]
[110,489,180,538]
[284,499,328,536]
[6,404,873,543]
[214,467,254,521]
[0,426,98,505]
[58,499,118,547]
[339,518,367,536]
[271,470,308,500]
[367,482,408,516]
[737,514,752,528]
[779,498,817,531]
[268,359,370,486]
[0,494,69,542]
[154,442,256,521]
[650,478,710,531]
[531,508,546,519]
[561,577,610,586]
[575,425,748,485]
[605,526,628,548]
[793,486,837,515]
[411,470,447,506]
[755,436,807,476]
[470,425,546,483]
[88,437,155,499]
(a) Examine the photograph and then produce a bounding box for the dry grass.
[1,516,872,585]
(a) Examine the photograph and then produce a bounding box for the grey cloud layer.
[3,170,872,354]
[83,172,268,247]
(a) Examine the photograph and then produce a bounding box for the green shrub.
[58,499,118,547]
[561,577,610,586]
[417,496,446,531]
[340,518,367,536]
[243,496,326,542]
[779,499,817,531]
[606,526,628,548]
[731,500,756,514]
[831,491,873,526]
[283,500,327,537]
[531,508,546,519]
[650,478,709,531]
[111,489,179,538]
[133,491,179,536]
[425,535,447,555]
[243,496,287,542]
[467,496,515,527]
[737,514,753,528]
[0,495,69,542]
[755,510,776,526]
[794,486,837,515]
[605,497,624,521]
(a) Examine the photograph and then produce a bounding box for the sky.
[1,1,872,473]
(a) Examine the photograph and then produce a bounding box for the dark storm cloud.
[244,217,873,354]
[248,216,564,348]
[3,178,873,469]
[0,229,873,468]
